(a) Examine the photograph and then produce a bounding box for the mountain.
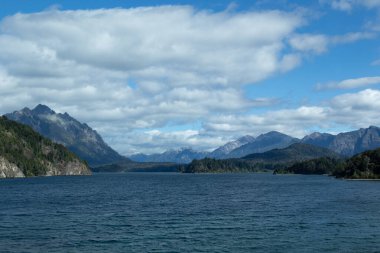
[130,148,209,164]
[302,126,380,157]
[0,116,91,178]
[181,143,339,173]
[242,143,340,163]
[209,135,255,158]
[226,131,300,158]
[5,104,127,167]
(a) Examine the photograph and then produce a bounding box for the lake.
[0,173,379,252]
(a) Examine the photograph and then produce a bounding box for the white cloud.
[289,34,329,54]
[331,32,376,43]
[0,7,305,116]
[321,0,380,11]
[1,7,303,86]
[316,76,380,90]
[0,6,378,155]
[0,6,311,154]
[332,0,353,11]
[202,89,380,141]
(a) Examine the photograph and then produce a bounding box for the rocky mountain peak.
[237,135,255,143]
[33,104,55,115]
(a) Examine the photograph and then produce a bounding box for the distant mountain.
[302,126,380,157]
[242,143,340,163]
[0,116,90,178]
[5,104,127,167]
[209,135,255,158]
[181,143,339,173]
[129,132,300,163]
[226,131,300,158]
[129,148,208,164]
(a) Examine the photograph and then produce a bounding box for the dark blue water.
[0,173,379,253]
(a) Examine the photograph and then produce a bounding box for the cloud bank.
[0,6,378,154]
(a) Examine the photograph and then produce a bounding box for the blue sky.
[1,0,380,155]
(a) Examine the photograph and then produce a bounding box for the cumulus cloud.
[203,89,380,139]
[289,34,329,54]
[0,7,305,114]
[109,88,380,155]
[316,76,380,90]
[0,6,308,153]
[0,6,377,155]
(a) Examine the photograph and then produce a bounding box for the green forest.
[0,116,84,176]
[275,148,380,179]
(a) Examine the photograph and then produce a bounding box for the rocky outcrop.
[44,160,91,176]
[0,157,25,178]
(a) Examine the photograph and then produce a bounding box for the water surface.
[0,173,379,252]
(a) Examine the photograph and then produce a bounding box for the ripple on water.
[0,173,379,252]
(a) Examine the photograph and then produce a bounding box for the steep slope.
[227,131,300,158]
[130,148,208,164]
[209,135,255,158]
[333,147,380,179]
[0,116,90,178]
[242,143,340,163]
[302,126,380,157]
[5,105,127,166]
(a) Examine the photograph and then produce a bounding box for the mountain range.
[130,148,209,164]
[130,132,299,163]
[242,143,340,163]
[302,126,380,157]
[208,135,255,158]
[131,126,380,163]
[226,131,299,158]
[4,104,380,167]
[182,143,340,173]
[5,105,127,167]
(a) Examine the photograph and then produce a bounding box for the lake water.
[0,173,379,253]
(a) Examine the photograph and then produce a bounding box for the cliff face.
[0,157,91,178]
[0,116,91,178]
[44,160,91,176]
[0,157,25,178]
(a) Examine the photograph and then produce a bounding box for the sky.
[1,0,380,155]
